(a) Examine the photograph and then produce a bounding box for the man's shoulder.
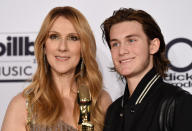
[107,95,123,112]
[104,95,123,124]
[160,81,192,98]
[111,95,123,106]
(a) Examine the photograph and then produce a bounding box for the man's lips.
[120,57,134,63]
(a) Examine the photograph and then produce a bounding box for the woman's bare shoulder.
[8,93,26,112]
[1,93,27,131]
[11,93,26,105]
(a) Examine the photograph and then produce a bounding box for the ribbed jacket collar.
[123,68,162,106]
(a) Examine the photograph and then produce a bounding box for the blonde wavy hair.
[23,6,104,130]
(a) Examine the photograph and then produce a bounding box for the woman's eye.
[68,35,80,41]
[49,34,59,40]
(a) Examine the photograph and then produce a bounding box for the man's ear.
[149,38,160,54]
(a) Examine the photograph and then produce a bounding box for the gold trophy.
[78,85,94,131]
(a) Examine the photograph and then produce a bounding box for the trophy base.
[80,123,94,131]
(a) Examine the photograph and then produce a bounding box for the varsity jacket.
[103,68,192,131]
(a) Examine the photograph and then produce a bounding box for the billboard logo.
[0,32,37,82]
[0,36,34,56]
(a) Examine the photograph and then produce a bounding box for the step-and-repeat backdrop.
[0,0,191,127]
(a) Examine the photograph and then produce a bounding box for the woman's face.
[45,16,81,76]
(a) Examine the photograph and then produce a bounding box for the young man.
[101,8,192,131]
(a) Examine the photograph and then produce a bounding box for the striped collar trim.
[135,74,160,105]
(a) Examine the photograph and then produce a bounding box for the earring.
[43,54,47,74]
[80,60,85,77]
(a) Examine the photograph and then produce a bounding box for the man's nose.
[119,42,130,55]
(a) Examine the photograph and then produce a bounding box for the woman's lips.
[55,56,70,61]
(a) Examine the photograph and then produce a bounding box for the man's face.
[109,21,157,79]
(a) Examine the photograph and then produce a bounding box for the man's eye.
[128,39,136,43]
[68,35,80,41]
[49,34,59,40]
[111,42,119,47]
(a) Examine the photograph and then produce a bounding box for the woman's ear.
[149,38,160,54]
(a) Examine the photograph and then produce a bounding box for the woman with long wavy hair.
[2,6,112,131]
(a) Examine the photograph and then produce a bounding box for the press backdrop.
[0,0,191,128]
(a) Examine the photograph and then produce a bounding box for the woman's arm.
[98,89,112,114]
[1,93,27,131]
